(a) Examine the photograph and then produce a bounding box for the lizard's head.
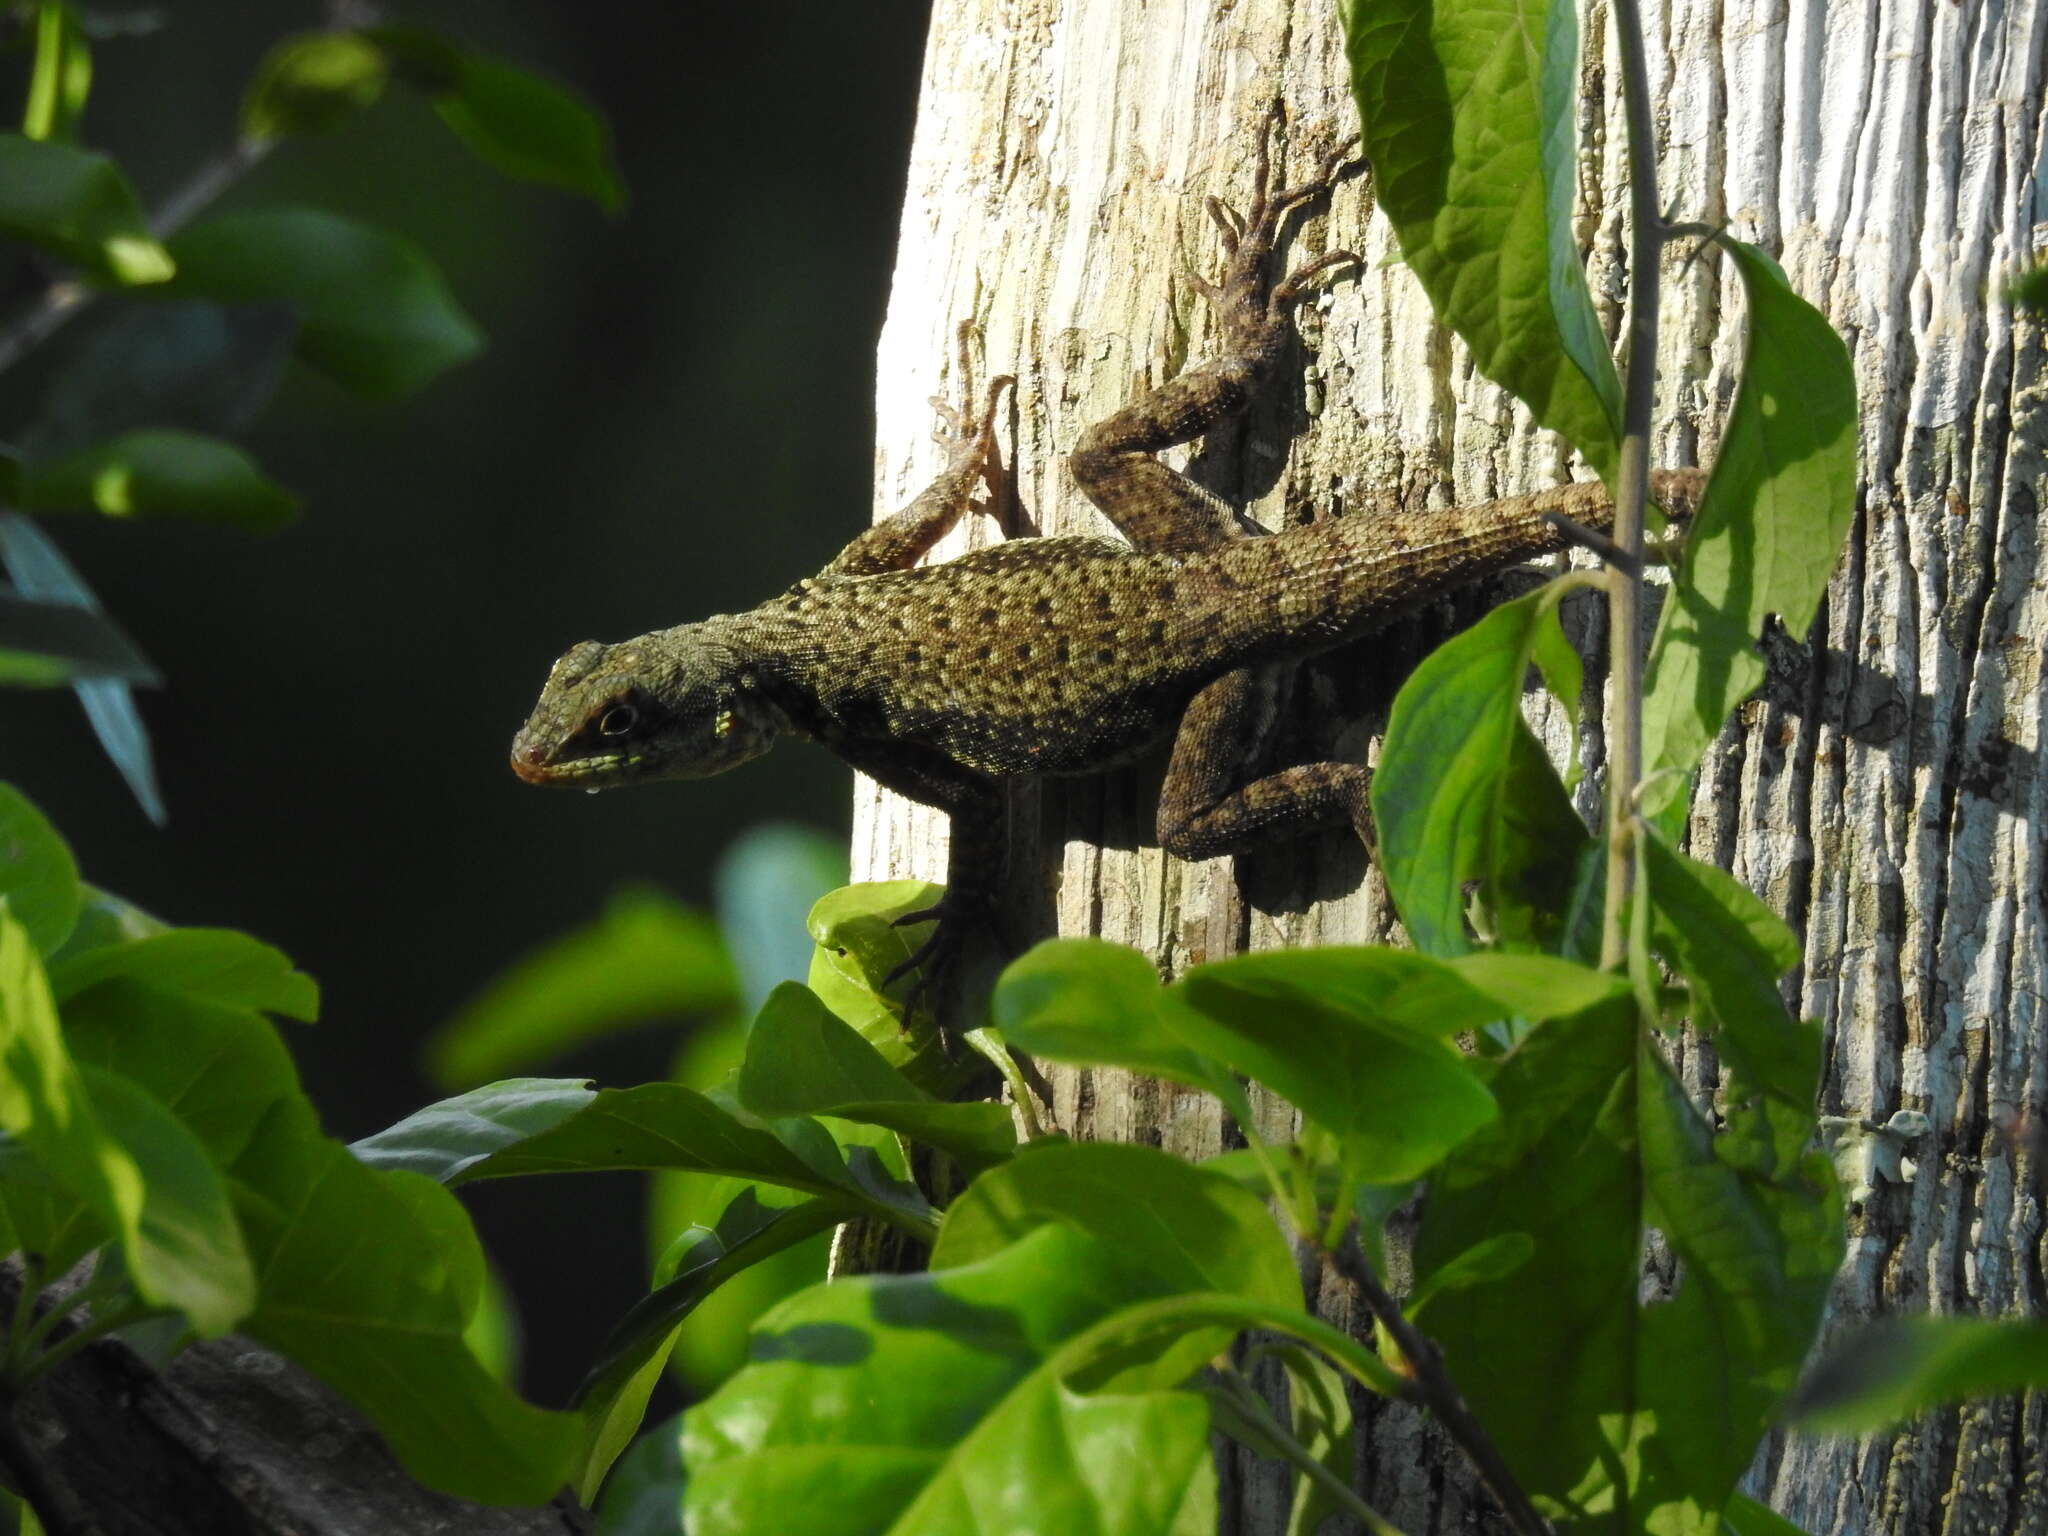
[510,628,780,789]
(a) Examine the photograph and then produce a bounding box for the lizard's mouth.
[510,742,640,786]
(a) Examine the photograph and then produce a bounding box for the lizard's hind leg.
[1069,119,1358,557]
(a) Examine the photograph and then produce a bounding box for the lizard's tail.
[1205,468,1708,661]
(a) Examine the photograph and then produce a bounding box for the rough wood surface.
[0,1261,589,1536]
[855,1,2048,1531]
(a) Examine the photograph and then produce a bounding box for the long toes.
[1273,249,1361,309]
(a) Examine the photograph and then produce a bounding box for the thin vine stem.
[1327,1234,1554,1536]
[1598,0,1670,971]
[1211,1366,1409,1536]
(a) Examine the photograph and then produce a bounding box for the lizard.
[509,115,1705,1020]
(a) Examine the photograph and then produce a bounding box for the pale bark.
[857,1,2047,1532]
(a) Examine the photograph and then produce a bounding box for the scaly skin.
[511,114,1705,1024]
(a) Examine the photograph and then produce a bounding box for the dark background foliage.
[0,1,932,1397]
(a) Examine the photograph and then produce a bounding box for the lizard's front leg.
[823,376,1011,578]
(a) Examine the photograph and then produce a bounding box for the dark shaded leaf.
[0,131,172,283]
[433,53,626,210]
[163,208,482,399]
[49,926,316,1018]
[1787,1317,2048,1432]
[0,590,156,685]
[17,429,296,529]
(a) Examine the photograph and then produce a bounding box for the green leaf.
[1723,1493,1811,1536]
[0,911,253,1333]
[55,974,577,1503]
[432,53,625,211]
[429,887,735,1087]
[2009,263,2048,316]
[1788,1317,2048,1433]
[1271,1344,1356,1536]
[1174,948,1500,1183]
[1641,240,1859,810]
[162,209,482,400]
[572,1186,848,1503]
[242,31,389,139]
[0,516,165,823]
[991,937,1239,1101]
[48,927,317,1018]
[738,983,1015,1175]
[1340,0,1618,471]
[933,1140,1298,1390]
[14,429,296,530]
[0,593,157,686]
[232,1105,581,1503]
[596,1413,685,1536]
[0,133,172,284]
[1404,1231,1535,1318]
[1373,583,1598,958]
[805,880,952,1081]
[0,784,82,954]
[351,1077,598,1181]
[408,1079,935,1238]
[76,1063,254,1336]
[1416,981,1837,1528]
[24,3,93,143]
[682,1224,1210,1536]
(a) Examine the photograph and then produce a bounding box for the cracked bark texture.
[853,1,2047,1532]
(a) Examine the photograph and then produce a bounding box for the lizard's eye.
[598,704,639,737]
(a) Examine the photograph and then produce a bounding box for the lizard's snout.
[510,736,555,784]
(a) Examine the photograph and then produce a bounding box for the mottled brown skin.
[511,124,1705,1015]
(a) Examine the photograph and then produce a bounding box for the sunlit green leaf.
[15,429,296,530]
[0,784,81,955]
[1374,583,1598,958]
[683,1225,1210,1536]
[805,880,953,1084]
[351,1076,597,1180]
[738,983,1014,1175]
[933,1140,1297,1390]
[991,937,1238,1102]
[1788,1316,2048,1432]
[1642,240,1859,812]
[429,887,734,1087]
[163,209,482,399]
[242,31,389,139]
[23,3,92,143]
[48,926,317,1018]
[1174,948,1500,1183]
[1340,0,1618,470]
[77,1062,254,1336]
[0,132,172,284]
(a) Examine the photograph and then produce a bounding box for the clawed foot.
[1186,103,1363,336]
[883,896,975,1044]
[930,373,1015,499]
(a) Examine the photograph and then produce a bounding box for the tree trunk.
[856,0,2047,1531]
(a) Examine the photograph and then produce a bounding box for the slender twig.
[1328,1235,1554,1536]
[1543,510,1642,579]
[1212,1367,1410,1536]
[1597,0,1668,971]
